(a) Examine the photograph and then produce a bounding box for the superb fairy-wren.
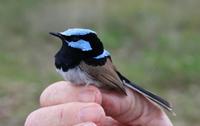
[49,28,172,112]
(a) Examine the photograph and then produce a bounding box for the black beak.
[49,32,63,39]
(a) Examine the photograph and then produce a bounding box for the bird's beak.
[49,32,63,39]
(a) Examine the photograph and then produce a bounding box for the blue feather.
[68,40,92,51]
[60,28,96,36]
[94,50,110,59]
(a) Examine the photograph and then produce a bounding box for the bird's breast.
[56,67,100,86]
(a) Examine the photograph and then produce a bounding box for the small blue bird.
[49,28,172,112]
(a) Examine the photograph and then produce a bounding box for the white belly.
[56,67,100,86]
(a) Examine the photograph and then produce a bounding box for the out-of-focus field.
[0,0,199,125]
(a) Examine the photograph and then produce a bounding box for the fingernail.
[78,104,104,122]
[79,90,96,102]
[76,122,96,126]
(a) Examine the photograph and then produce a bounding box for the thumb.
[101,88,173,126]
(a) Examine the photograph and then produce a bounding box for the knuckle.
[57,107,66,125]
[82,86,102,104]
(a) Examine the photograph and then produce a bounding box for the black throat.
[55,43,82,71]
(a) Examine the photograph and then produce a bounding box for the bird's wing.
[80,58,126,94]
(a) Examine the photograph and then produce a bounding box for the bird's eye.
[70,36,79,42]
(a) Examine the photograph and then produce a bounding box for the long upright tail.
[117,71,173,112]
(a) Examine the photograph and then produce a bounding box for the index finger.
[40,81,102,107]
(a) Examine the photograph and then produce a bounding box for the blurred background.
[0,0,199,125]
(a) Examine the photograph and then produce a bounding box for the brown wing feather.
[80,59,126,94]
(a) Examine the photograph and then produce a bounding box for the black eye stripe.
[70,36,80,41]
[62,35,79,42]
[62,35,70,41]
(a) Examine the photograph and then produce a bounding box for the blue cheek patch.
[93,50,110,59]
[68,40,92,51]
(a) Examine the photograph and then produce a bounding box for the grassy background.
[0,0,200,125]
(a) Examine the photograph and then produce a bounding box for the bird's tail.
[117,72,173,112]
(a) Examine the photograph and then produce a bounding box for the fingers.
[40,81,102,107]
[39,81,173,126]
[39,81,121,126]
[25,102,105,126]
[102,88,173,126]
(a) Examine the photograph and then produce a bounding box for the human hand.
[25,81,173,126]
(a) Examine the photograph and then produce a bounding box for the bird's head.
[50,28,107,59]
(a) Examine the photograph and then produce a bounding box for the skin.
[24,81,173,126]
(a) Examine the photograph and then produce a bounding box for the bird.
[49,28,172,112]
